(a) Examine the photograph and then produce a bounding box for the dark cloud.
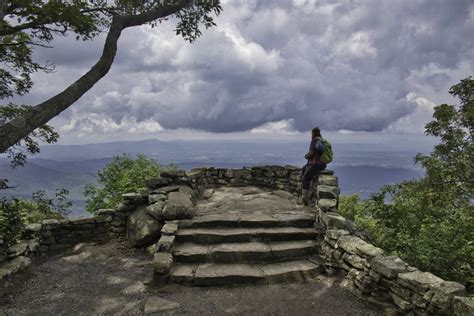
[16,0,474,138]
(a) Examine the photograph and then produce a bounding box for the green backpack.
[320,138,333,164]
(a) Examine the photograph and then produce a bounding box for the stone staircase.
[167,213,324,286]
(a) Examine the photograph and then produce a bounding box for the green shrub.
[339,78,474,286]
[84,154,175,213]
[0,189,72,253]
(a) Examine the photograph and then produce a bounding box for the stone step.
[176,213,315,229]
[172,240,318,263]
[169,259,323,286]
[175,227,318,244]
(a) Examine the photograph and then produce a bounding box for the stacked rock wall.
[317,212,473,315]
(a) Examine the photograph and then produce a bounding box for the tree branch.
[0,1,191,153]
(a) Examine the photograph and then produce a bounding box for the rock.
[161,223,178,236]
[397,270,444,293]
[202,189,214,199]
[144,296,180,314]
[317,185,340,199]
[452,296,474,316]
[321,212,347,229]
[25,223,42,233]
[342,253,367,270]
[426,280,465,310]
[41,219,60,229]
[162,192,194,220]
[153,252,173,275]
[72,217,96,225]
[122,193,146,204]
[156,185,181,194]
[148,194,166,204]
[96,209,115,216]
[224,169,234,178]
[7,242,29,258]
[126,206,162,247]
[25,239,39,252]
[160,170,186,178]
[317,175,338,186]
[178,185,194,198]
[157,235,175,252]
[317,199,337,212]
[0,256,31,280]
[146,201,165,220]
[326,229,350,240]
[146,243,159,254]
[145,178,172,188]
[320,169,335,175]
[337,235,384,258]
[390,293,412,312]
[114,202,135,212]
[371,255,409,279]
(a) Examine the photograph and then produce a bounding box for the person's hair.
[311,127,321,137]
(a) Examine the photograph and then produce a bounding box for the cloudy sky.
[18,0,474,144]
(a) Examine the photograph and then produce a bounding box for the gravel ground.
[0,241,382,316]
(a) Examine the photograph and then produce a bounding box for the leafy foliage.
[0,104,59,167]
[0,0,221,164]
[0,199,25,250]
[84,154,174,213]
[0,188,72,253]
[339,78,474,285]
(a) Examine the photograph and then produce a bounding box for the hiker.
[299,127,328,205]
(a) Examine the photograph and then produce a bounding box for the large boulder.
[127,206,162,247]
[162,192,194,220]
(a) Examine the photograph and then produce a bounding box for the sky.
[13,0,474,145]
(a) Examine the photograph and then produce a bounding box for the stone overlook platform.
[168,187,322,285]
[2,165,473,315]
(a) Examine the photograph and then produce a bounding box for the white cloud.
[250,119,297,135]
[10,0,474,143]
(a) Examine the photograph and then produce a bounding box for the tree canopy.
[339,77,474,285]
[0,0,221,165]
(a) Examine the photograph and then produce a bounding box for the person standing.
[298,127,327,205]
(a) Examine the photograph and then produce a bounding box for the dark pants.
[302,163,326,190]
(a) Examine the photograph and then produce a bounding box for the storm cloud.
[26,0,474,139]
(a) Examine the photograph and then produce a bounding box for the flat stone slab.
[0,256,31,280]
[261,260,320,283]
[194,187,313,217]
[268,240,317,258]
[176,227,317,243]
[172,240,317,264]
[172,243,209,263]
[169,265,196,284]
[194,263,265,286]
[177,213,315,229]
[170,260,325,286]
[210,242,272,262]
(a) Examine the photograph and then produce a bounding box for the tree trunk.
[0,1,190,153]
[0,0,7,29]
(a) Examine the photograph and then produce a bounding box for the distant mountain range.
[0,139,427,217]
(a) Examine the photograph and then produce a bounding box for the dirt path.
[1,240,381,315]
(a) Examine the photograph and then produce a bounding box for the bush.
[84,154,175,213]
[0,189,72,253]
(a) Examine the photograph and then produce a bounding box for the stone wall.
[0,194,145,295]
[317,212,473,315]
